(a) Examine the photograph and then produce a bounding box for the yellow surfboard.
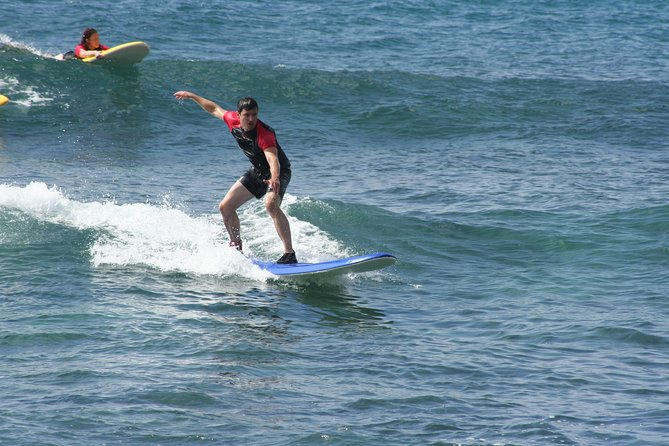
[82,41,150,65]
[0,95,9,106]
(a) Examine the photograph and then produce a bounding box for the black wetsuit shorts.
[239,167,291,200]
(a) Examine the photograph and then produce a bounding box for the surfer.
[173,91,298,264]
[75,28,109,59]
[56,28,109,60]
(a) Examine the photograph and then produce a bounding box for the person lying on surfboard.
[75,28,109,59]
[57,28,109,60]
[173,91,298,264]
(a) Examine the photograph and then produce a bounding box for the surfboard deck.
[0,95,8,106]
[252,252,397,278]
[82,41,150,64]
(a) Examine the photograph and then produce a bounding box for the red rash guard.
[75,43,110,58]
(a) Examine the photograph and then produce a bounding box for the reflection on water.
[284,280,389,328]
[90,263,389,331]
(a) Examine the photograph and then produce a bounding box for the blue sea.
[2,1,669,444]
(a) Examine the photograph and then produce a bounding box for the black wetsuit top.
[224,111,291,178]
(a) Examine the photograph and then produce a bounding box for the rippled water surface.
[2,1,669,444]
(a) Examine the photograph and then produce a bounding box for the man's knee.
[219,199,235,218]
[264,198,281,217]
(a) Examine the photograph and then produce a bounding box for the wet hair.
[237,97,259,113]
[80,28,99,49]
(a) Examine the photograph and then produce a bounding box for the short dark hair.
[237,97,258,113]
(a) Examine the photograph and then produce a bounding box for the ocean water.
[1,1,669,444]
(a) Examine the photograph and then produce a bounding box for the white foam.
[0,77,54,107]
[0,182,349,280]
[0,33,51,58]
[242,194,348,263]
[0,34,56,107]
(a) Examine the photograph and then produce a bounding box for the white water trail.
[0,182,347,280]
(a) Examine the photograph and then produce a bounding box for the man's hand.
[264,178,280,194]
[173,91,194,100]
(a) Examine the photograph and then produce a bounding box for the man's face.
[238,108,258,132]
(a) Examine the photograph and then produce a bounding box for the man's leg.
[265,192,294,254]
[219,181,254,250]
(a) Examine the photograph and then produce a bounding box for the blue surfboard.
[252,252,396,278]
